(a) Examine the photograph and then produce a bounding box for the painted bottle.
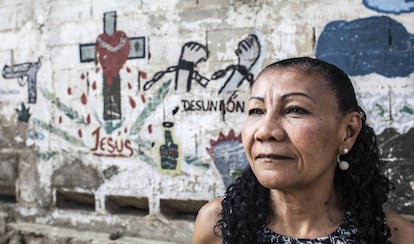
[159,122,179,172]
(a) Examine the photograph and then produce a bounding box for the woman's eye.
[248,108,264,116]
[286,106,308,114]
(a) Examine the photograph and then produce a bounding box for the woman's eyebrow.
[281,92,316,104]
[249,96,264,102]
[249,93,316,104]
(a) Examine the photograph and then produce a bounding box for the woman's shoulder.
[200,197,223,212]
[192,198,223,244]
[386,210,414,244]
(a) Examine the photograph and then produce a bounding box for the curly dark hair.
[215,57,393,243]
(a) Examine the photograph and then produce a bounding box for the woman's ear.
[341,111,362,150]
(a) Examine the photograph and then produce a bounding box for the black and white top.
[256,211,359,243]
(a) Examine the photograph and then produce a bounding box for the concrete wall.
[0,0,413,242]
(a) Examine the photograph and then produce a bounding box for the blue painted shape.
[316,16,414,77]
[212,140,249,187]
[363,0,414,14]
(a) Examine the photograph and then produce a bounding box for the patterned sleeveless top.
[256,211,359,243]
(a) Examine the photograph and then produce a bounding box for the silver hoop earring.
[337,148,349,171]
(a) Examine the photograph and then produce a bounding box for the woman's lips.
[255,153,294,160]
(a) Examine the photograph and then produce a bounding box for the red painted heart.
[96,31,130,87]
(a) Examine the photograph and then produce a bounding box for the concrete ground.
[2,222,180,244]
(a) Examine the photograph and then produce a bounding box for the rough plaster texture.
[5,222,178,244]
[0,0,413,242]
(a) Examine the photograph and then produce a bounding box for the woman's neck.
[268,186,344,239]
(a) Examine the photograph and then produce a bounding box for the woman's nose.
[254,115,286,142]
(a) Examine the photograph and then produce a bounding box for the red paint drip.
[67,87,72,95]
[141,94,146,103]
[148,124,152,134]
[92,81,97,90]
[81,73,85,80]
[81,93,87,105]
[140,71,147,79]
[86,114,91,124]
[128,82,132,89]
[78,129,83,138]
[128,96,136,109]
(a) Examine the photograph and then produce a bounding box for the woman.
[193,57,414,243]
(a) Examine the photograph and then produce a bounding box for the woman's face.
[242,67,347,191]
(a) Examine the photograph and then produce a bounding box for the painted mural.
[316,15,414,213]
[79,11,146,120]
[213,34,260,95]
[36,77,170,161]
[316,16,414,78]
[11,11,264,187]
[16,103,31,123]
[2,57,41,104]
[144,33,260,96]
[144,41,209,92]
[206,130,247,187]
[315,16,414,134]
[158,122,181,174]
[363,0,414,14]
[0,9,260,189]
[142,32,261,179]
